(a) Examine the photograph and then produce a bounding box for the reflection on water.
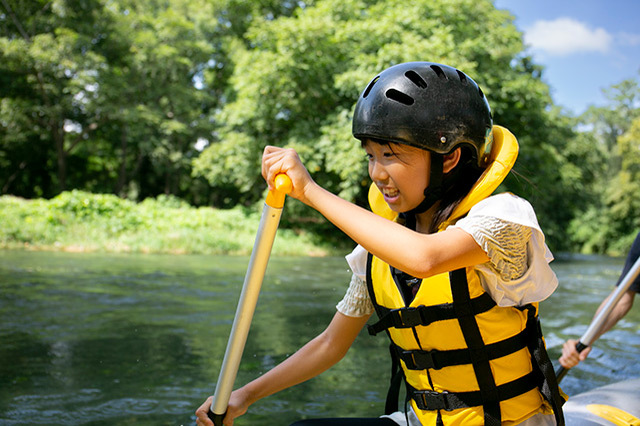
[541,254,640,398]
[1,250,639,425]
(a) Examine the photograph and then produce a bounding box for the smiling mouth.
[380,187,399,198]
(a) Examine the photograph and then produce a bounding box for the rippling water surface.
[1,250,638,425]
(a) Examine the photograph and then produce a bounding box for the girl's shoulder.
[469,192,531,212]
[466,193,542,232]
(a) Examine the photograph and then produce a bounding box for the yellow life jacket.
[366,126,565,425]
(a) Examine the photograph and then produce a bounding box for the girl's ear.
[442,147,462,173]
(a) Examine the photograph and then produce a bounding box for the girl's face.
[364,140,430,213]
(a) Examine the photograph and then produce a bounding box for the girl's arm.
[303,183,487,278]
[195,311,371,426]
[262,147,488,278]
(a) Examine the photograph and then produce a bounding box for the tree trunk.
[53,121,67,191]
[116,124,128,196]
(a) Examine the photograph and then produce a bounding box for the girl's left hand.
[261,146,316,204]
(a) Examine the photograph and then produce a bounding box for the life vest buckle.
[402,349,437,370]
[398,306,422,327]
[416,390,450,411]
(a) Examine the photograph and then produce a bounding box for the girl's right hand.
[261,145,316,204]
[194,396,215,426]
[194,389,252,426]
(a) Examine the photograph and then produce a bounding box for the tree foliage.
[1,0,638,254]
[568,77,640,254]
[191,0,583,249]
[0,0,293,201]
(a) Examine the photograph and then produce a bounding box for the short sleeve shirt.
[336,193,559,317]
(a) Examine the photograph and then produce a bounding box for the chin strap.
[402,154,443,229]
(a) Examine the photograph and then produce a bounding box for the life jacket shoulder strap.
[524,306,567,425]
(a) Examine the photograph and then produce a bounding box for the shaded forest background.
[1,0,639,255]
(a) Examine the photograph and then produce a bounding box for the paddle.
[208,174,293,425]
[555,255,640,383]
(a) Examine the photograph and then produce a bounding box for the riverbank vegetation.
[1,0,639,256]
[0,190,345,255]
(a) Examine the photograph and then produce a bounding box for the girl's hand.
[194,396,215,426]
[195,389,252,426]
[262,146,316,204]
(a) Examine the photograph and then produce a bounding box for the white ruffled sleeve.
[335,245,375,317]
[450,193,558,307]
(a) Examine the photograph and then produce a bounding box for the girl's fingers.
[261,146,300,189]
[194,397,215,426]
[262,146,286,187]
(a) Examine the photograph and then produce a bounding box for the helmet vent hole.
[362,76,379,98]
[456,70,468,84]
[430,65,447,79]
[478,86,485,98]
[404,70,427,89]
[385,89,415,105]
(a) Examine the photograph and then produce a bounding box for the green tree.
[1,0,117,196]
[0,0,299,201]
[192,0,582,250]
[6,0,625,254]
[581,78,640,152]
[92,0,218,200]
[0,0,219,199]
[568,75,640,254]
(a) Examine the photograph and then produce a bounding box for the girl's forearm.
[238,312,369,406]
[240,336,339,404]
[302,184,486,278]
[303,183,415,262]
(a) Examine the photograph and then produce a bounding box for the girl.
[196,62,565,426]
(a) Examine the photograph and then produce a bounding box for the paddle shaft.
[209,175,291,425]
[556,255,640,382]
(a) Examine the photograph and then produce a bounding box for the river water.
[1,250,639,425]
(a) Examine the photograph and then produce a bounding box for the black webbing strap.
[406,154,444,216]
[385,343,404,415]
[365,253,407,416]
[525,308,566,426]
[367,292,496,336]
[397,327,530,371]
[449,268,501,425]
[366,253,389,323]
[407,371,540,412]
[401,155,444,231]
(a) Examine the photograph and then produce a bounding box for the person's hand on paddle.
[558,338,592,369]
[195,388,251,426]
[194,396,216,426]
[262,146,317,205]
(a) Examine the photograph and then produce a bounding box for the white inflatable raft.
[564,377,640,425]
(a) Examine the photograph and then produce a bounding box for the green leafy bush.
[0,192,341,256]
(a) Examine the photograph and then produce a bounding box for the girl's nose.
[369,160,388,182]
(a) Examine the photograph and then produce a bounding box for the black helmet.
[352,62,493,167]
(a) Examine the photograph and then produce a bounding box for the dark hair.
[428,146,483,233]
[364,139,484,233]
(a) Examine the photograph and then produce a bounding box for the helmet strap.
[402,154,443,230]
